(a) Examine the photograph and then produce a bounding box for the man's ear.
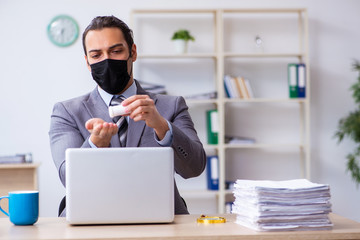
[85,55,91,71]
[131,44,137,62]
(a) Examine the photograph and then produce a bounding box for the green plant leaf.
[335,59,360,186]
[171,29,195,41]
[346,152,360,187]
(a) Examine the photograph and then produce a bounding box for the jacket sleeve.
[169,96,207,179]
[48,102,91,187]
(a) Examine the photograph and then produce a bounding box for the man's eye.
[90,54,100,59]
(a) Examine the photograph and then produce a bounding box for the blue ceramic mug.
[0,191,39,225]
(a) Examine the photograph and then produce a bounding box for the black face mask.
[90,58,131,95]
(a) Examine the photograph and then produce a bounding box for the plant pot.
[173,39,188,54]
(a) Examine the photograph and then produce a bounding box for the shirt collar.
[98,81,137,106]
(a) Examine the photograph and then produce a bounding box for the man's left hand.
[122,95,169,140]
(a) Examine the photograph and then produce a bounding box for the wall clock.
[47,15,79,47]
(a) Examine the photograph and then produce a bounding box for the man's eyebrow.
[109,43,124,50]
[88,43,125,54]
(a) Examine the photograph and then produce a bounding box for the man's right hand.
[85,118,118,147]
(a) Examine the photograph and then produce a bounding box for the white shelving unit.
[131,8,310,214]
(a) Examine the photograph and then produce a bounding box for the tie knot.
[110,95,126,106]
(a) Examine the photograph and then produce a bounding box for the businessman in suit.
[49,16,206,217]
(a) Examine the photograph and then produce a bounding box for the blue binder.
[206,155,219,190]
[297,63,306,98]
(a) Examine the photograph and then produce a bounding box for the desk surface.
[1,213,360,240]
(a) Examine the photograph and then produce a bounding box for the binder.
[206,109,219,144]
[206,155,219,190]
[297,63,306,98]
[287,63,298,98]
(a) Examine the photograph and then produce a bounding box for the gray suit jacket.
[49,80,206,216]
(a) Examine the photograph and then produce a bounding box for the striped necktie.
[110,95,128,147]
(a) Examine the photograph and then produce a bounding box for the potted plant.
[171,29,195,54]
[335,60,360,186]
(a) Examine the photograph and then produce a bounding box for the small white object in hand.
[109,104,127,118]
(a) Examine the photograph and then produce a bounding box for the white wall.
[1,0,360,221]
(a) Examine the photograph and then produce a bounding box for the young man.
[49,16,206,217]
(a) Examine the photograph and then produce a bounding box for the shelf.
[138,53,304,59]
[224,53,305,58]
[138,53,217,59]
[203,144,219,151]
[180,189,219,199]
[203,143,305,150]
[224,143,305,149]
[0,163,40,169]
[132,9,217,14]
[180,189,235,199]
[132,8,306,14]
[132,8,310,215]
[223,8,306,14]
[185,98,308,104]
[185,99,217,105]
[224,98,308,103]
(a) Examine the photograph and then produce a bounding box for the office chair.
[58,196,66,217]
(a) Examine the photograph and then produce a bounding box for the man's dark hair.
[82,16,134,56]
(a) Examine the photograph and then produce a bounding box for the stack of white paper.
[232,179,333,231]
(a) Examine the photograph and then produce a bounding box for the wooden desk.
[0,213,359,240]
[0,163,40,217]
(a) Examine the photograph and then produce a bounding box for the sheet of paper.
[232,179,333,231]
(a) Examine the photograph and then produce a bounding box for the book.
[288,63,298,98]
[297,63,306,98]
[230,77,240,98]
[244,79,254,98]
[224,75,241,98]
[237,77,250,99]
[185,91,217,100]
[224,75,254,99]
[224,75,234,98]
[0,153,32,164]
[206,155,219,190]
[224,79,231,98]
[234,77,244,98]
[137,80,167,94]
[206,109,219,144]
[225,136,255,144]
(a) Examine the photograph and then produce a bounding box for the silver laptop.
[65,147,174,225]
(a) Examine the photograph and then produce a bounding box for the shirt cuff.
[88,138,98,148]
[155,121,173,147]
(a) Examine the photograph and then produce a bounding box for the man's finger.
[85,118,104,130]
[122,95,149,106]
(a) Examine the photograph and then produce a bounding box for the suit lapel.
[126,80,157,147]
[83,88,121,147]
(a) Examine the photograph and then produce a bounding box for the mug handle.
[0,196,9,216]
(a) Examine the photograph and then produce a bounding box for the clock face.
[47,15,79,47]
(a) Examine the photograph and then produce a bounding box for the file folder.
[206,155,219,190]
[288,63,298,98]
[297,63,306,98]
[206,109,218,144]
